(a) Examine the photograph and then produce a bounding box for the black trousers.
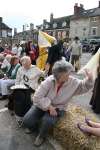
[23,106,65,138]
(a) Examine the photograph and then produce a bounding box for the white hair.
[20,56,31,64]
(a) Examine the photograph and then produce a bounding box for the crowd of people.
[0,37,99,146]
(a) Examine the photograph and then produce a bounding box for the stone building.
[14,1,100,43]
[0,17,12,46]
[13,23,38,44]
[69,1,100,40]
[36,13,71,41]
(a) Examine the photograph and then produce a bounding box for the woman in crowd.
[0,56,20,100]
[23,59,93,146]
[45,40,64,75]
[12,56,44,126]
[1,54,12,72]
[26,41,39,65]
[77,117,100,137]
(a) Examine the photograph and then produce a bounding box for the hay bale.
[53,103,100,150]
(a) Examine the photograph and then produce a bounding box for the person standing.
[69,37,82,72]
[45,40,64,75]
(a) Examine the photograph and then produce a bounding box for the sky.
[1,0,99,32]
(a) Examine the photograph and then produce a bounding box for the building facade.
[0,17,12,46]
[69,2,100,40]
[13,24,38,44]
[13,1,100,43]
[36,13,71,41]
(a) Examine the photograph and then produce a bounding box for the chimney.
[74,3,79,15]
[50,13,53,23]
[23,25,25,31]
[14,28,17,35]
[79,4,84,13]
[99,1,100,8]
[30,23,34,31]
[43,19,47,24]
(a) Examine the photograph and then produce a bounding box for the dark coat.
[46,43,64,65]
[90,73,100,113]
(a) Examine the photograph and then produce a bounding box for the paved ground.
[0,52,99,150]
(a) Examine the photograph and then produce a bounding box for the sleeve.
[32,78,52,111]
[74,77,94,96]
[15,68,22,85]
[79,43,82,56]
[46,47,53,64]
[11,64,21,79]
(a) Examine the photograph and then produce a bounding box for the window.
[91,17,97,22]
[62,22,66,27]
[62,31,66,38]
[57,31,62,39]
[53,31,56,37]
[91,27,97,36]
[45,24,49,29]
[8,32,12,36]
[53,23,57,28]
[2,30,7,37]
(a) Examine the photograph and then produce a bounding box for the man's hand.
[48,105,57,116]
[84,69,93,80]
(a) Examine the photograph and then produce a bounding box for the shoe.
[85,117,92,127]
[34,135,45,147]
[77,123,91,136]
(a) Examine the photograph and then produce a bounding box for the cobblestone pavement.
[0,52,99,150]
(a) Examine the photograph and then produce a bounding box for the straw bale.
[53,103,100,150]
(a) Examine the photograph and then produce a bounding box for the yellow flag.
[38,31,56,48]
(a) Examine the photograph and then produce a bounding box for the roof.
[71,7,100,20]
[44,15,71,30]
[1,23,12,30]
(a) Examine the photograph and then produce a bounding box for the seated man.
[23,59,93,146]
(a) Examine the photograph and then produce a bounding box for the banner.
[78,49,100,80]
[38,31,56,48]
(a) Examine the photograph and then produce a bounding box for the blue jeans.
[23,106,65,138]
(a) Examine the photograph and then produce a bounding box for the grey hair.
[52,60,74,80]
[20,56,31,65]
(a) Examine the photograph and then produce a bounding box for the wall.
[69,18,90,40]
